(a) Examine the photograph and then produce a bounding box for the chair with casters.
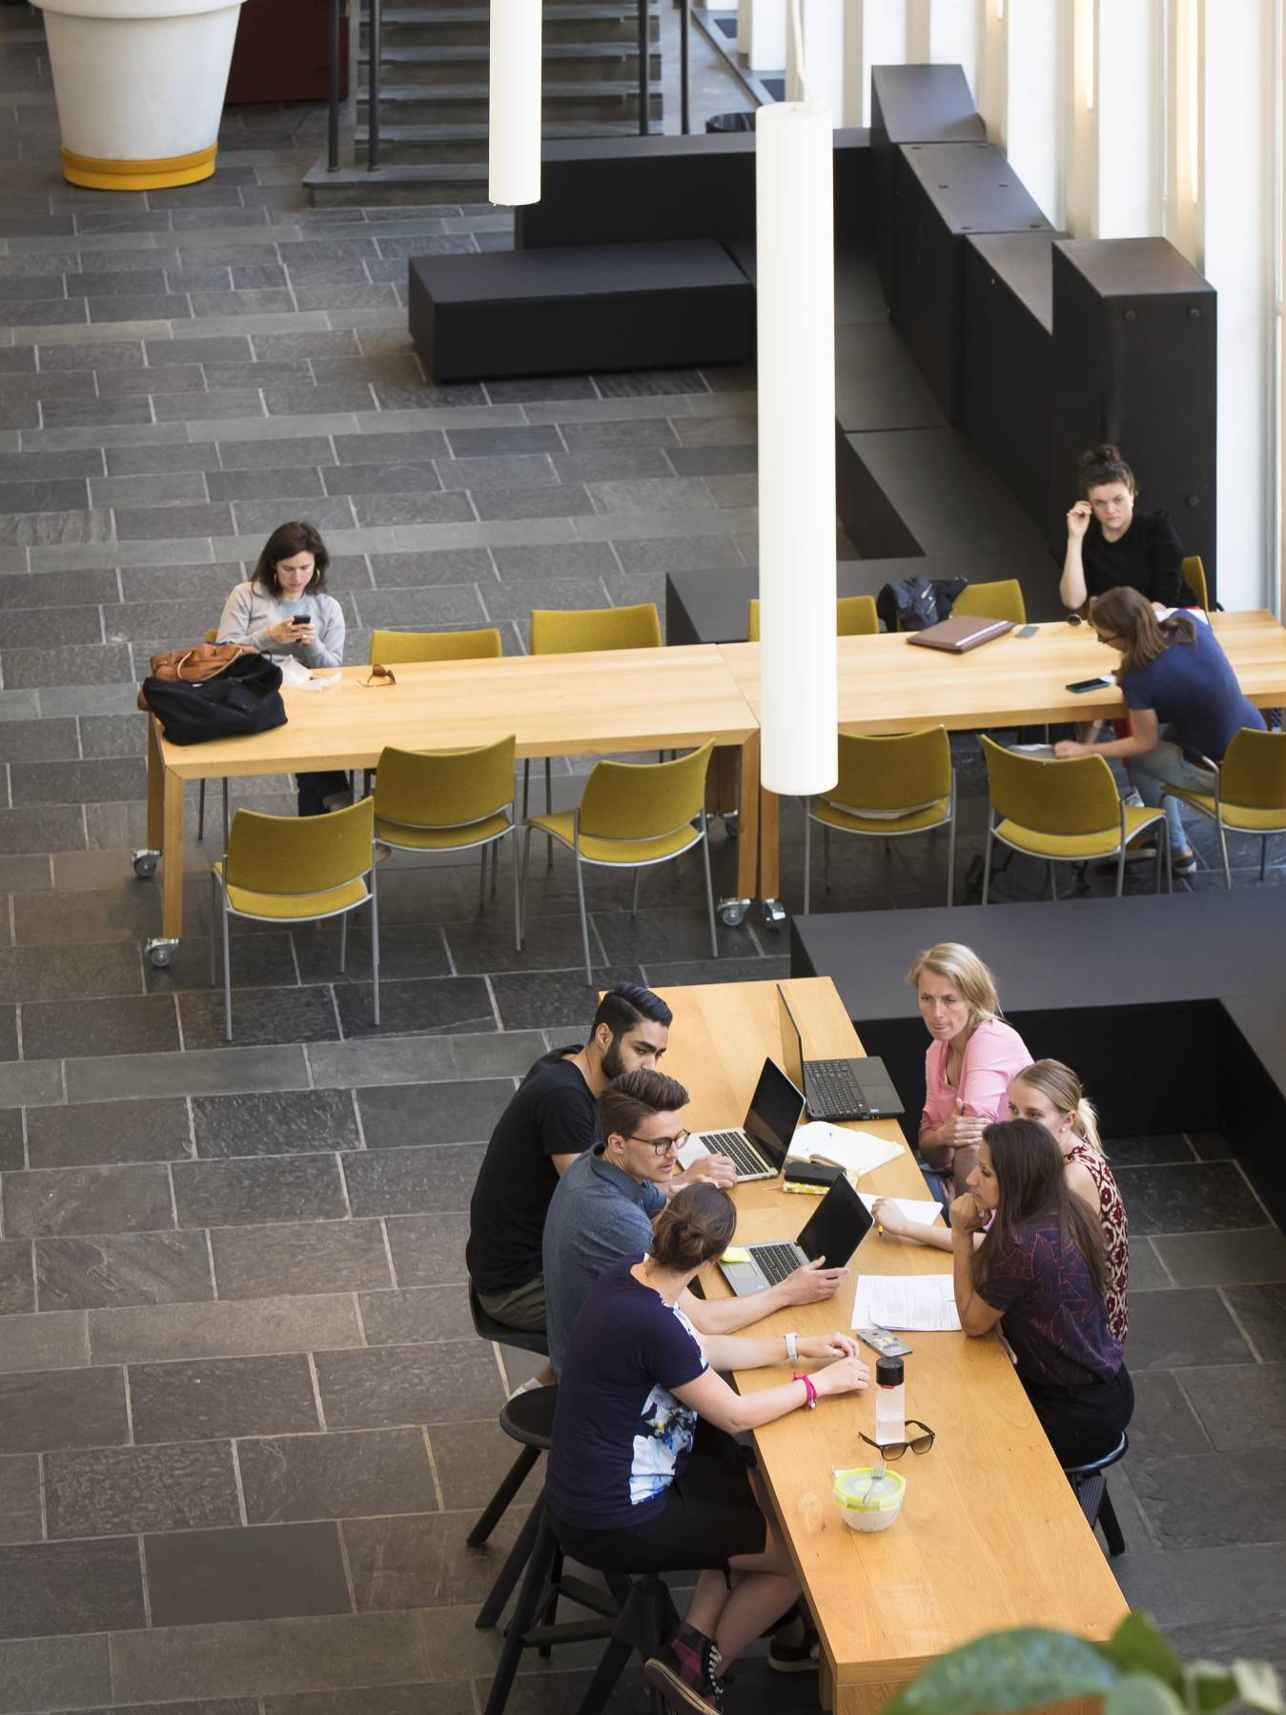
[1161,727,1286,889]
[522,742,718,985]
[209,797,380,1041]
[526,603,663,826]
[1182,555,1210,611]
[951,579,1027,626]
[979,735,1169,901]
[368,626,502,665]
[1063,1431,1128,1559]
[804,728,956,911]
[748,593,879,641]
[196,629,229,848]
[372,738,520,944]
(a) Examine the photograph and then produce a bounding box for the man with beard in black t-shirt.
[467,984,734,1367]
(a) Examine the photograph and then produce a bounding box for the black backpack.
[876,575,969,633]
[141,653,288,746]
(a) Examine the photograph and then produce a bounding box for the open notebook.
[786,1121,902,1181]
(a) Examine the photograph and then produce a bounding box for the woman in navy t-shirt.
[950,1119,1133,1468]
[1054,584,1264,875]
[546,1183,869,1715]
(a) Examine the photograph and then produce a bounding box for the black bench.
[791,893,1286,1229]
[407,239,754,384]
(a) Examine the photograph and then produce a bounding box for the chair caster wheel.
[718,898,749,928]
[722,811,740,838]
[146,938,178,969]
[132,849,159,879]
[759,898,786,929]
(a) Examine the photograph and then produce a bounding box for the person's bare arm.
[550,1153,578,1176]
[672,1340,868,1435]
[1063,1159,1105,1230]
[950,1195,1004,1336]
[1061,501,1091,610]
[1056,706,1160,761]
[677,1258,848,1335]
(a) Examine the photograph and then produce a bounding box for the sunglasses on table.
[858,1420,936,1461]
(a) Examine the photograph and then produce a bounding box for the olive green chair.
[196,628,227,847]
[748,594,879,642]
[804,728,956,911]
[368,627,503,665]
[980,735,1169,900]
[522,741,717,983]
[372,737,520,943]
[210,797,379,1041]
[1161,727,1286,889]
[952,579,1027,627]
[1182,555,1210,612]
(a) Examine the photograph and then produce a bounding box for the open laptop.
[777,985,906,1123]
[717,1172,873,1297]
[676,1057,805,1184]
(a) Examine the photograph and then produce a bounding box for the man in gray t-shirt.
[544,1069,849,1374]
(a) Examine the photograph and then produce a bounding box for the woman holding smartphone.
[217,520,349,816]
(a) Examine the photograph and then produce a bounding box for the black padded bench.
[407,239,754,384]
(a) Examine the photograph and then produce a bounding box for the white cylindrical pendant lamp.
[756,98,838,798]
[489,0,542,206]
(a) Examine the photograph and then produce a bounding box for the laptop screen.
[742,1058,806,1170]
[776,985,806,1088]
[795,1172,873,1267]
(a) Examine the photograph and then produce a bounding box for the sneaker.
[644,1626,725,1715]
[1172,847,1198,877]
[768,1611,820,1673]
[505,1374,543,1403]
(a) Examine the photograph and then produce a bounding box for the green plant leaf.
[1183,1664,1240,1713]
[1233,1661,1285,1713]
[1105,1674,1189,1715]
[1100,1614,1185,1690]
[882,1628,1120,1715]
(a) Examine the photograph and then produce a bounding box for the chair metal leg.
[803,805,812,915]
[700,819,718,958]
[474,1496,542,1629]
[1166,820,1175,892]
[1219,821,1233,890]
[221,897,233,1042]
[1049,860,1058,901]
[823,821,831,893]
[521,758,530,821]
[631,867,642,918]
[946,811,957,907]
[511,826,522,953]
[518,823,533,949]
[477,843,488,912]
[538,1545,563,1658]
[1262,835,1271,884]
[1098,1486,1126,1557]
[469,1443,541,1551]
[544,758,554,871]
[208,873,218,989]
[574,853,593,985]
[339,910,348,974]
[1115,846,1125,897]
[198,779,207,842]
[481,1506,559,1715]
[982,826,994,904]
[221,779,229,852]
[369,872,380,1029]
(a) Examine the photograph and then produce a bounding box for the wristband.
[784,1331,798,1364]
[793,1373,817,1410]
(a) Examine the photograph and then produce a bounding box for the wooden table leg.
[759,785,781,903]
[705,744,738,815]
[735,731,760,900]
[161,766,185,941]
[146,716,163,850]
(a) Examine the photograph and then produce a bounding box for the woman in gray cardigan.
[218,520,349,816]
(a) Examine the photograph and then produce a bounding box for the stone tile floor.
[0,7,1285,1712]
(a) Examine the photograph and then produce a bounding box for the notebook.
[852,1273,961,1332]
[907,614,1015,654]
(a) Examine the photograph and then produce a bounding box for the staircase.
[306,0,663,206]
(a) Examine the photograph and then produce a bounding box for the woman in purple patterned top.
[950,1119,1133,1467]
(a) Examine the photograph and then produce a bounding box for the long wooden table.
[140,643,761,961]
[718,609,1286,904]
[657,976,1127,1715]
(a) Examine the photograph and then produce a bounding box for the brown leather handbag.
[146,642,252,683]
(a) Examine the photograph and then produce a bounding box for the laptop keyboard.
[808,1060,872,1119]
[752,1243,802,1286]
[701,1130,770,1179]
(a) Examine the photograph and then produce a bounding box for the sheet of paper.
[852,1273,961,1332]
[858,1195,943,1227]
[787,1121,902,1180]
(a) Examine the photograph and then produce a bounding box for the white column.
[1004,0,1060,225]
[1194,0,1276,608]
[977,0,1006,146]
[737,0,750,53]
[905,0,979,97]
[1091,0,1163,237]
[847,0,907,126]
[745,0,787,69]
[1061,0,1096,236]
[786,0,848,119]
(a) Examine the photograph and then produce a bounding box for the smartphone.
[1066,676,1113,693]
[1014,623,1038,638]
[856,1326,913,1359]
[290,611,312,629]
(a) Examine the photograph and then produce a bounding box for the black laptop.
[777,985,905,1123]
[677,1056,805,1183]
[717,1172,873,1296]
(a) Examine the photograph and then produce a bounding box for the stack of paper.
[858,1194,944,1227]
[786,1121,902,1181]
[852,1273,961,1332]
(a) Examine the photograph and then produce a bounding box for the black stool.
[569,1570,678,1715]
[1064,1431,1128,1557]
[467,1285,548,1553]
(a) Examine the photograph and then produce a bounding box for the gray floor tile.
[129,1354,320,1445]
[1128,1369,1212,1461]
[1178,1363,1286,1452]
[64,1042,311,1104]
[343,1143,484,1218]
[1116,1162,1270,1234]
[0,1310,88,1374]
[45,1441,240,1538]
[0,1366,127,1454]
[332,975,495,1040]
[211,1218,390,1301]
[488,966,643,1031]
[384,1212,469,1289]
[177,984,341,1051]
[3,1162,175,1239]
[365,547,492,589]
[0,943,143,1007]
[1126,1287,1255,1370]
[0,1634,112,1715]
[358,1286,473,1345]
[1105,1134,1197,1166]
[1221,1283,1286,1362]
[89,1293,361,1366]
[1152,1228,1286,1286]
[145,1521,351,1627]
[143,932,301,995]
[173,1154,346,1229]
[0,1453,41,1546]
[22,993,180,1061]
[36,1230,212,1313]
[306,1028,544,1090]
[115,502,234,541]
[427,1416,542,1513]
[239,1427,436,1524]
[0,1537,145,1637]
[1130,1449,1286,1550]
[355,1078,513,1150]
[1,642,130,691]
[0,1240,33,1315]
[314,1339,502,1431]
[10,757,145,804]
[263,1688,474,1715]
[191,1088,359,1159]
[344,1508,531,1612]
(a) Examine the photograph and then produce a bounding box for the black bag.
[140,652,287,746]
[876,575,969,633]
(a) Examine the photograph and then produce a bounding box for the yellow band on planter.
[60,143,217,192]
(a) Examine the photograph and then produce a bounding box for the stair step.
[369,6,658,48]
[361,81,663,125]
[355,119,642,163]
[360,42,660,87]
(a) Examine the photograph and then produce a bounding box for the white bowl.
[833,1465,905,1532]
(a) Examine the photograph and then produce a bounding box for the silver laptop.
[677,1057,805,1184]
[717,1173,874,1296]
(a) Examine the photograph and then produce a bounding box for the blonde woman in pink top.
[909,943,1031,1200]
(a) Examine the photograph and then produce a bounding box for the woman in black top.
[1060,445,1186,612]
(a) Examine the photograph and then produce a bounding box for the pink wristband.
[793,1373,817,1410]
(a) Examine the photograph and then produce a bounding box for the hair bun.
[1078,443,1121,470]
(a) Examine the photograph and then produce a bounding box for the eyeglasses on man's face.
[625,1130,690,1158]
[858,1420,936,1461]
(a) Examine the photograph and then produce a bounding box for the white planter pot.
[31,0,247,190]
